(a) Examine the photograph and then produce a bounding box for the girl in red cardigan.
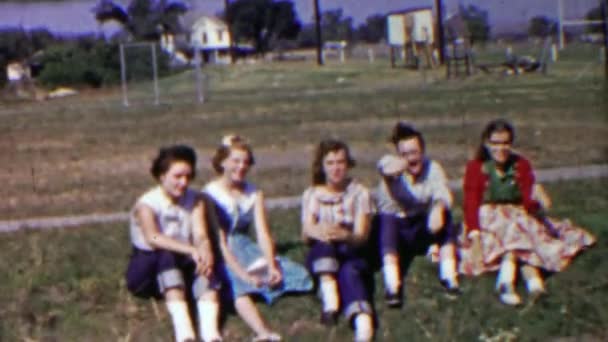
[459,119,595,306]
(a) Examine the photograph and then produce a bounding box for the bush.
[37,42,107,88]
[37,38,171,88]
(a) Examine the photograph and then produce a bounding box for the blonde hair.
[211,135,256,174]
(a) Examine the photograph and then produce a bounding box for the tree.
[528,16,557,37]
[93,0,189,41]
[296,24,317,48]
[459,4,491,46]
[356,14,386,43]
[225,0,301,55]
[585,6,604,34]
[320,9,354,42]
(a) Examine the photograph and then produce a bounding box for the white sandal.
[252,332,282,342]
[497,284,522,306]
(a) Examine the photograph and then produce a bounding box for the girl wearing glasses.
[459,119,595,306]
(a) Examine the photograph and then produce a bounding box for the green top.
[482,159,522,204]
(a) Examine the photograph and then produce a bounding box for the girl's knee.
[198,289,219,302]
[164,287,187,301]
[383,253,399,266]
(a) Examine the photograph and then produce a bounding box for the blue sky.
[0,0,600,35]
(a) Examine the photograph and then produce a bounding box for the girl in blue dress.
[203,135,313,342]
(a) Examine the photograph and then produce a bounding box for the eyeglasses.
[487,140,512,148]
[399,149,422,158]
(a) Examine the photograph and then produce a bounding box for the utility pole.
[313,0,324,66]
[558,0,565,49]
[435,0,446,64]
[224,0,236,64]
[602,0,608,80]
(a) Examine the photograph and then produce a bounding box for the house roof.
[181,11,227,31]
[192,16,228,30]
[387,6,433,16]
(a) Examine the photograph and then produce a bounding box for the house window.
[202,33,208,44]
[217,29,224,41]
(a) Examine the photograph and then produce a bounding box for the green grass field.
[0,179,606,341]
[0,42,606,341]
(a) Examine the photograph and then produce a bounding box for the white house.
[189,16,232,64]
[387,7,437,68]
[387,7,435,47]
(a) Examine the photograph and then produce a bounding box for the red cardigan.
[463,154,541,232]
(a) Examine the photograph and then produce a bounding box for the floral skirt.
[458,204,595,276]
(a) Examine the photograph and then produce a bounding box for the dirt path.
[1,163,606,233]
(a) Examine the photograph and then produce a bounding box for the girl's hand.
[196,246,214,277]
[470,233,484,274]
[310,223,338,242]
[267,263,283,287]
[190,249,206,276]
[326,226,352,242]
[246,274,265,288]
[427,203,445,234]
[378,155,407,177]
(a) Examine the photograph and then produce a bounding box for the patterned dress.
[458,156,596,275]
[204,181,313,304]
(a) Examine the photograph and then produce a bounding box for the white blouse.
[129,186,198,251]
[375,157,453,216]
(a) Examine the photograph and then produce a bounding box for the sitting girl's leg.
[319,274,339,321]
[165,288,196,342]
[439,242,459,292]
[436,210,460,292]
[338,259,374,341]
[126,248,197,341]
[496,252,521,306]
[191,266,222,342]
[155,250,197,341]
[521,264,546,296]
[196,290,222,342]
[378,214,402,306]
[306,241,340,323]
[353,313,374,342]
[234,295,280,341]
[382,253,401,304]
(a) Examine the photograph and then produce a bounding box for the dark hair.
[390,121,425,151]
[211,135,256,174]
[150,145,197,180]
[311,139,356,185]
[476,119,515,160]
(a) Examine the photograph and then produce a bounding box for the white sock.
[354,313,373,341]
[526,276,545,293]
[439,244,458,285]
[439,258,458,287]
[522,266,545,293]
[197,299,221,341]
[166,300,195,342]
[383,263,401,293]
[320,275,339,312]
[496,255,516,290]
